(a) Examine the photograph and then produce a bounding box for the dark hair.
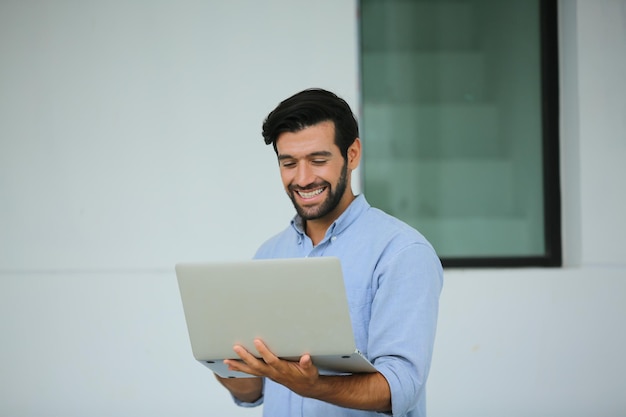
[261,88,359,159]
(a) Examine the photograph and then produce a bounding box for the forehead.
[275,121,338,157]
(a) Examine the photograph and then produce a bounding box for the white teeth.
[298,188,324,198]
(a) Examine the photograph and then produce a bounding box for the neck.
[304,219,332,247]
[304,193,356,246]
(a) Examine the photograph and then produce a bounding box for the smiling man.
[276,119,357,245]
[214,88,443,417]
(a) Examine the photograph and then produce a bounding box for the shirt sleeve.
[368,243,443,416]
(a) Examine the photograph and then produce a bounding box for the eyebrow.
[277,150,333,161]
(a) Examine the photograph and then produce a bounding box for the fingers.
[253,339,279,365]
[224,341,277,376]
[226,340,319,383]
[223,345,262,375]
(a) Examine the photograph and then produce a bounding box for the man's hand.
[224,339,319,398]
[223,339,391,412]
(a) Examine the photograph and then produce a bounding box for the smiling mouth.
[296,187,326,199]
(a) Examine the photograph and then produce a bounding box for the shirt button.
[331,236,337,242]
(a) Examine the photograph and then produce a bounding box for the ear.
[347,138,362,170]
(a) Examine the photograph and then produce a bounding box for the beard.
[288,161,349,221]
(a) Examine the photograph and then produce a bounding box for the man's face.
[275,121,358,223]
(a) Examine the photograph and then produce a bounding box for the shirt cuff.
[233,393,264,408]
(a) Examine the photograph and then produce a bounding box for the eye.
[311,159,328,165]
[281,161,296,168]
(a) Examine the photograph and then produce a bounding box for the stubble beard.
[289,162,349,221]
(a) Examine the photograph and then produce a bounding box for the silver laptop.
[175,256,377,378]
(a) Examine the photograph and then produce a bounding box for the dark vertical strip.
[540,0,563,266]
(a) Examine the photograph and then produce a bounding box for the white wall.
[0,2,357,416]
[427,1,626,416]
[0,1,624,416]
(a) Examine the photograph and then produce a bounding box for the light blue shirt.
[237,195,443,417]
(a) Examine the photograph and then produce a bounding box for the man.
[215,88,443,417]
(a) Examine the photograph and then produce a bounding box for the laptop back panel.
[176,257,376,377]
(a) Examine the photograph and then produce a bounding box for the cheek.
[324,166,343,184]
[279,170,293,188]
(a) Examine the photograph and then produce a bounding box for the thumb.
[300,354,313,368]
[299,354,319,380]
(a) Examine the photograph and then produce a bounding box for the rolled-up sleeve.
[369,243,443,416]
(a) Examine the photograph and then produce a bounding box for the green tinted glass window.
[360,0,560,267]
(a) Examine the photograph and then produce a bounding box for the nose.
[294,162,315,187]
